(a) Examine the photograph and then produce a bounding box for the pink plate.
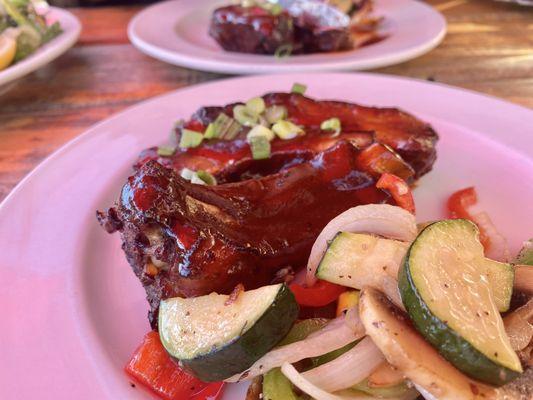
[0,73,532,399]
[128,0,446,74]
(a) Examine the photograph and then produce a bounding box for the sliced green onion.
[265,105,288,124]
[272,120,304,140]
[233,104,259,127]
[291,82,307,94]
[180,168,196,180]
[157,146,176,157]
[213,113,242,140]
[196,170,217,186]
[275,44,293,59]
[190,174,207,185]
[221,121,241,140]
[248,135,271,160]
[245,96,266,115]
[320,117,341,136]
[247,125,275,142]
[213,113,232,137]
[203,122,217,139]
[180,168,217,186]
[179,129,203,148]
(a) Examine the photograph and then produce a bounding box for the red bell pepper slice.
[447,187,489,248]
[376,173,415,214]
[125,331,225,400]
[290,280,346,307]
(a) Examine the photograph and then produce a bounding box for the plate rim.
[127,0,447,74]
[0,7,81,86]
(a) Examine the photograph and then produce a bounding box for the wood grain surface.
[0,0,532,201]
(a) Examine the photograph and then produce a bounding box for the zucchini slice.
[399,219,521,386]
[359,287,499,400]
[316,232,409,289]
[159,283,298,382]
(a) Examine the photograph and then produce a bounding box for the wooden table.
[0,0,532,201]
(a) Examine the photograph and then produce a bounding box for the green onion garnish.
[203,123,217,139]
[291,82,307,94]
[320,117,341,136]
[248,135,271,160]
[247,125,275,142]
[196,170,217,186]
[157,146,176,157]
[233,104,259,127]
[265,105,288,124]
[245,97,266,116]
[213,113,242,140]
[180,168,196,180]
[275,44,293,59]
[272,120,304,140]
[180,168,217,186]
[179,129,204,148]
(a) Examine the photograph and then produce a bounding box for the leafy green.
[42,21,62,43]
[0,0,30,28]
[0,16,11,33]
[13,25,40,61]
[8,0,31,7]
[0,0,61,62]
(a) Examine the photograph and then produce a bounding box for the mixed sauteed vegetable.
[98,85,531,400]
[0,0,61,71]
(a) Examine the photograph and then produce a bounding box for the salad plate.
[0,6,80,86]
[128,0,446,74]
[0,72,532,399]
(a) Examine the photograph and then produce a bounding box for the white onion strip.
[281,362,363,400]
[302,336,385,392]
[380,275,406,311]
[414,384,437,400]
[282,363,415,400]
[306,205,417,286]
[470,211,510,262]
[504,298,533,351]
[225,314,364,383]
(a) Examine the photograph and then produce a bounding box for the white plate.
[128,0,446,74]
[0,73,532,399]
[0,7,81,87]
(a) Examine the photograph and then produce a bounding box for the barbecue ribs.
[98,92,438,327]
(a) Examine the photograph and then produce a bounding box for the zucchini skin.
[178,284,299,382]
[398,223,520,387]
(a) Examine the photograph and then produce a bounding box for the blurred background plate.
[128,0,447,74]
[494,0,533,5]
[0,7,81,86]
